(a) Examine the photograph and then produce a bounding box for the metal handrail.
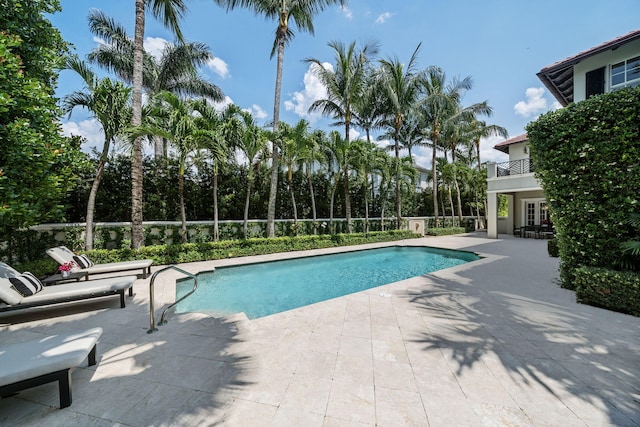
[147,265,199,333]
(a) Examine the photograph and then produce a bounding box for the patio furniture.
[0,262,136,312]
[46,246,153,280]
[513,226,522,237]
[524,225,538,238]
[0,327,102,408]
[42,271,88,285]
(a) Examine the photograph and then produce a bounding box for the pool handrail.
[147,265,199,333]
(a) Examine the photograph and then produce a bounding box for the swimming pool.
[175,246,479,319]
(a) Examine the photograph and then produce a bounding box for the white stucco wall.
[574,38,640,102]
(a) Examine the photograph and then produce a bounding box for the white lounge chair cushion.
[0,278,23,305]
[0,327,103,387]
[46,246,153,275]
[46,246,76,266]
[15,275,136,305]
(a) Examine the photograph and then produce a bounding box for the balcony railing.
[496,159,535,177]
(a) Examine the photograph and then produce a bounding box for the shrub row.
[425,227,466,236]
[16,230,419,277]
[574,267,640,316]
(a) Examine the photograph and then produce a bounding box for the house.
[486,29,640,238]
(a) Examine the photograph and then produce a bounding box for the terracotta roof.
[537,29,640,106]
[493,134,528,153]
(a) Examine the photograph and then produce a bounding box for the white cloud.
[284,63,332,123]
[209,95,235,112]
[143,36,168,60]
[375,12,394,24]
[513,87,551,118]
[207,57,230,79]
[247,104,268,120]
[341,5,353,19]
[479,134,509,164]
[61,119,105,153]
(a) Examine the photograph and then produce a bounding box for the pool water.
[175,246,479,319]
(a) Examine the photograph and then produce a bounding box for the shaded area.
[406,238,640,426]
[0,295,253,425]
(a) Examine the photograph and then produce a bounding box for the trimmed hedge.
[574,266,640,316]
[16,230,418,277]
[527,87,640,289]
[425,227,466,236]
[547,238,559,257]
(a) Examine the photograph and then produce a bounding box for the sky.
[49,0,640,169]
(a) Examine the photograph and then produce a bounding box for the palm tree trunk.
[179,173,187,243]
[85,160,106,251]
[364,175,369,234]
[448,186,455,226]
[289,178,298,234]
[213,168,219,241]
[454,177,463,224]
[344,167,351,233]
[307,168,317,234]
[243,171,253,239]
[394,133,402,230]
[130,0,145,249]
[329,179,337,234]
[266,39,285,238]
[431,138,439,227]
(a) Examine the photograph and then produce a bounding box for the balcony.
[487,158,541,193]
[496,159,535,177]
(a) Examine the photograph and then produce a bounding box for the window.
[585,67,605,98]
[611,56,640,89]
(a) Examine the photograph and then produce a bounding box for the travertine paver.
[1,233,639,426]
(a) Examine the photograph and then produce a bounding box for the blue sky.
[50,0,640,168]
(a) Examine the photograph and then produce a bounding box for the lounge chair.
[0,328,102,408]
[0,262,136,312]
[46,246,153,280]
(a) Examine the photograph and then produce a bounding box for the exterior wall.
[507,142,529,162]
[574,38,640,102]
[513,190,546,227]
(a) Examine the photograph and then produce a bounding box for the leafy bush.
[425,227,466,236]
[527,87,640,289]
[15,230,418,277]
[547,238,559,257]
[574,266,640,316]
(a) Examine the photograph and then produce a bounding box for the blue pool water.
[175,246,479,319]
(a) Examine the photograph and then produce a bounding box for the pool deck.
[1,232,639,426]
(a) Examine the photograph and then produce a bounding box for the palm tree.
[62,57,132,250]
[136,91,213,243]
[378,44,425,229]
[419,66,472,226]
[307,40,378,233]
[213,0,347,238]
[353,67,386,144]
[302,130,327,234]
[233,111,270,239]
[127,0,186,248]
[87,10,223,158]
[279,120,311,233]
[352,141,381,233]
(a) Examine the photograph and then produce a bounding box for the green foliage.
[527,87,640,289]
[574,267,640,317]
[547,238,559,257]
[0,0,81,239]
[425,227,466,236]
[14,230,418,276]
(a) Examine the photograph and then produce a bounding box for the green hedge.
[425,227,466,236]
[574,266,640,316]
[15,230,418,277]
[527,87,640,289]
[547,238,559,257]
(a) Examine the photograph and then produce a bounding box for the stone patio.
[1,233,639,426]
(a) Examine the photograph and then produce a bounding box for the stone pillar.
[487,192,498,239]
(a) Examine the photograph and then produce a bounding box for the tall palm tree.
[378,44,425,229]
[62,57,132,250]
[353,67,386,144]
[352,140,380,233]
[307,40,378,233]
[419,66,472,226]
[467,119,508,172]
[136,91,213,243]
[233,111,270,239]
[302,130,326,234]
[132,0,186,248]
[88,10,223,158]
[279,120,310,233]
[213,0,347,238]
